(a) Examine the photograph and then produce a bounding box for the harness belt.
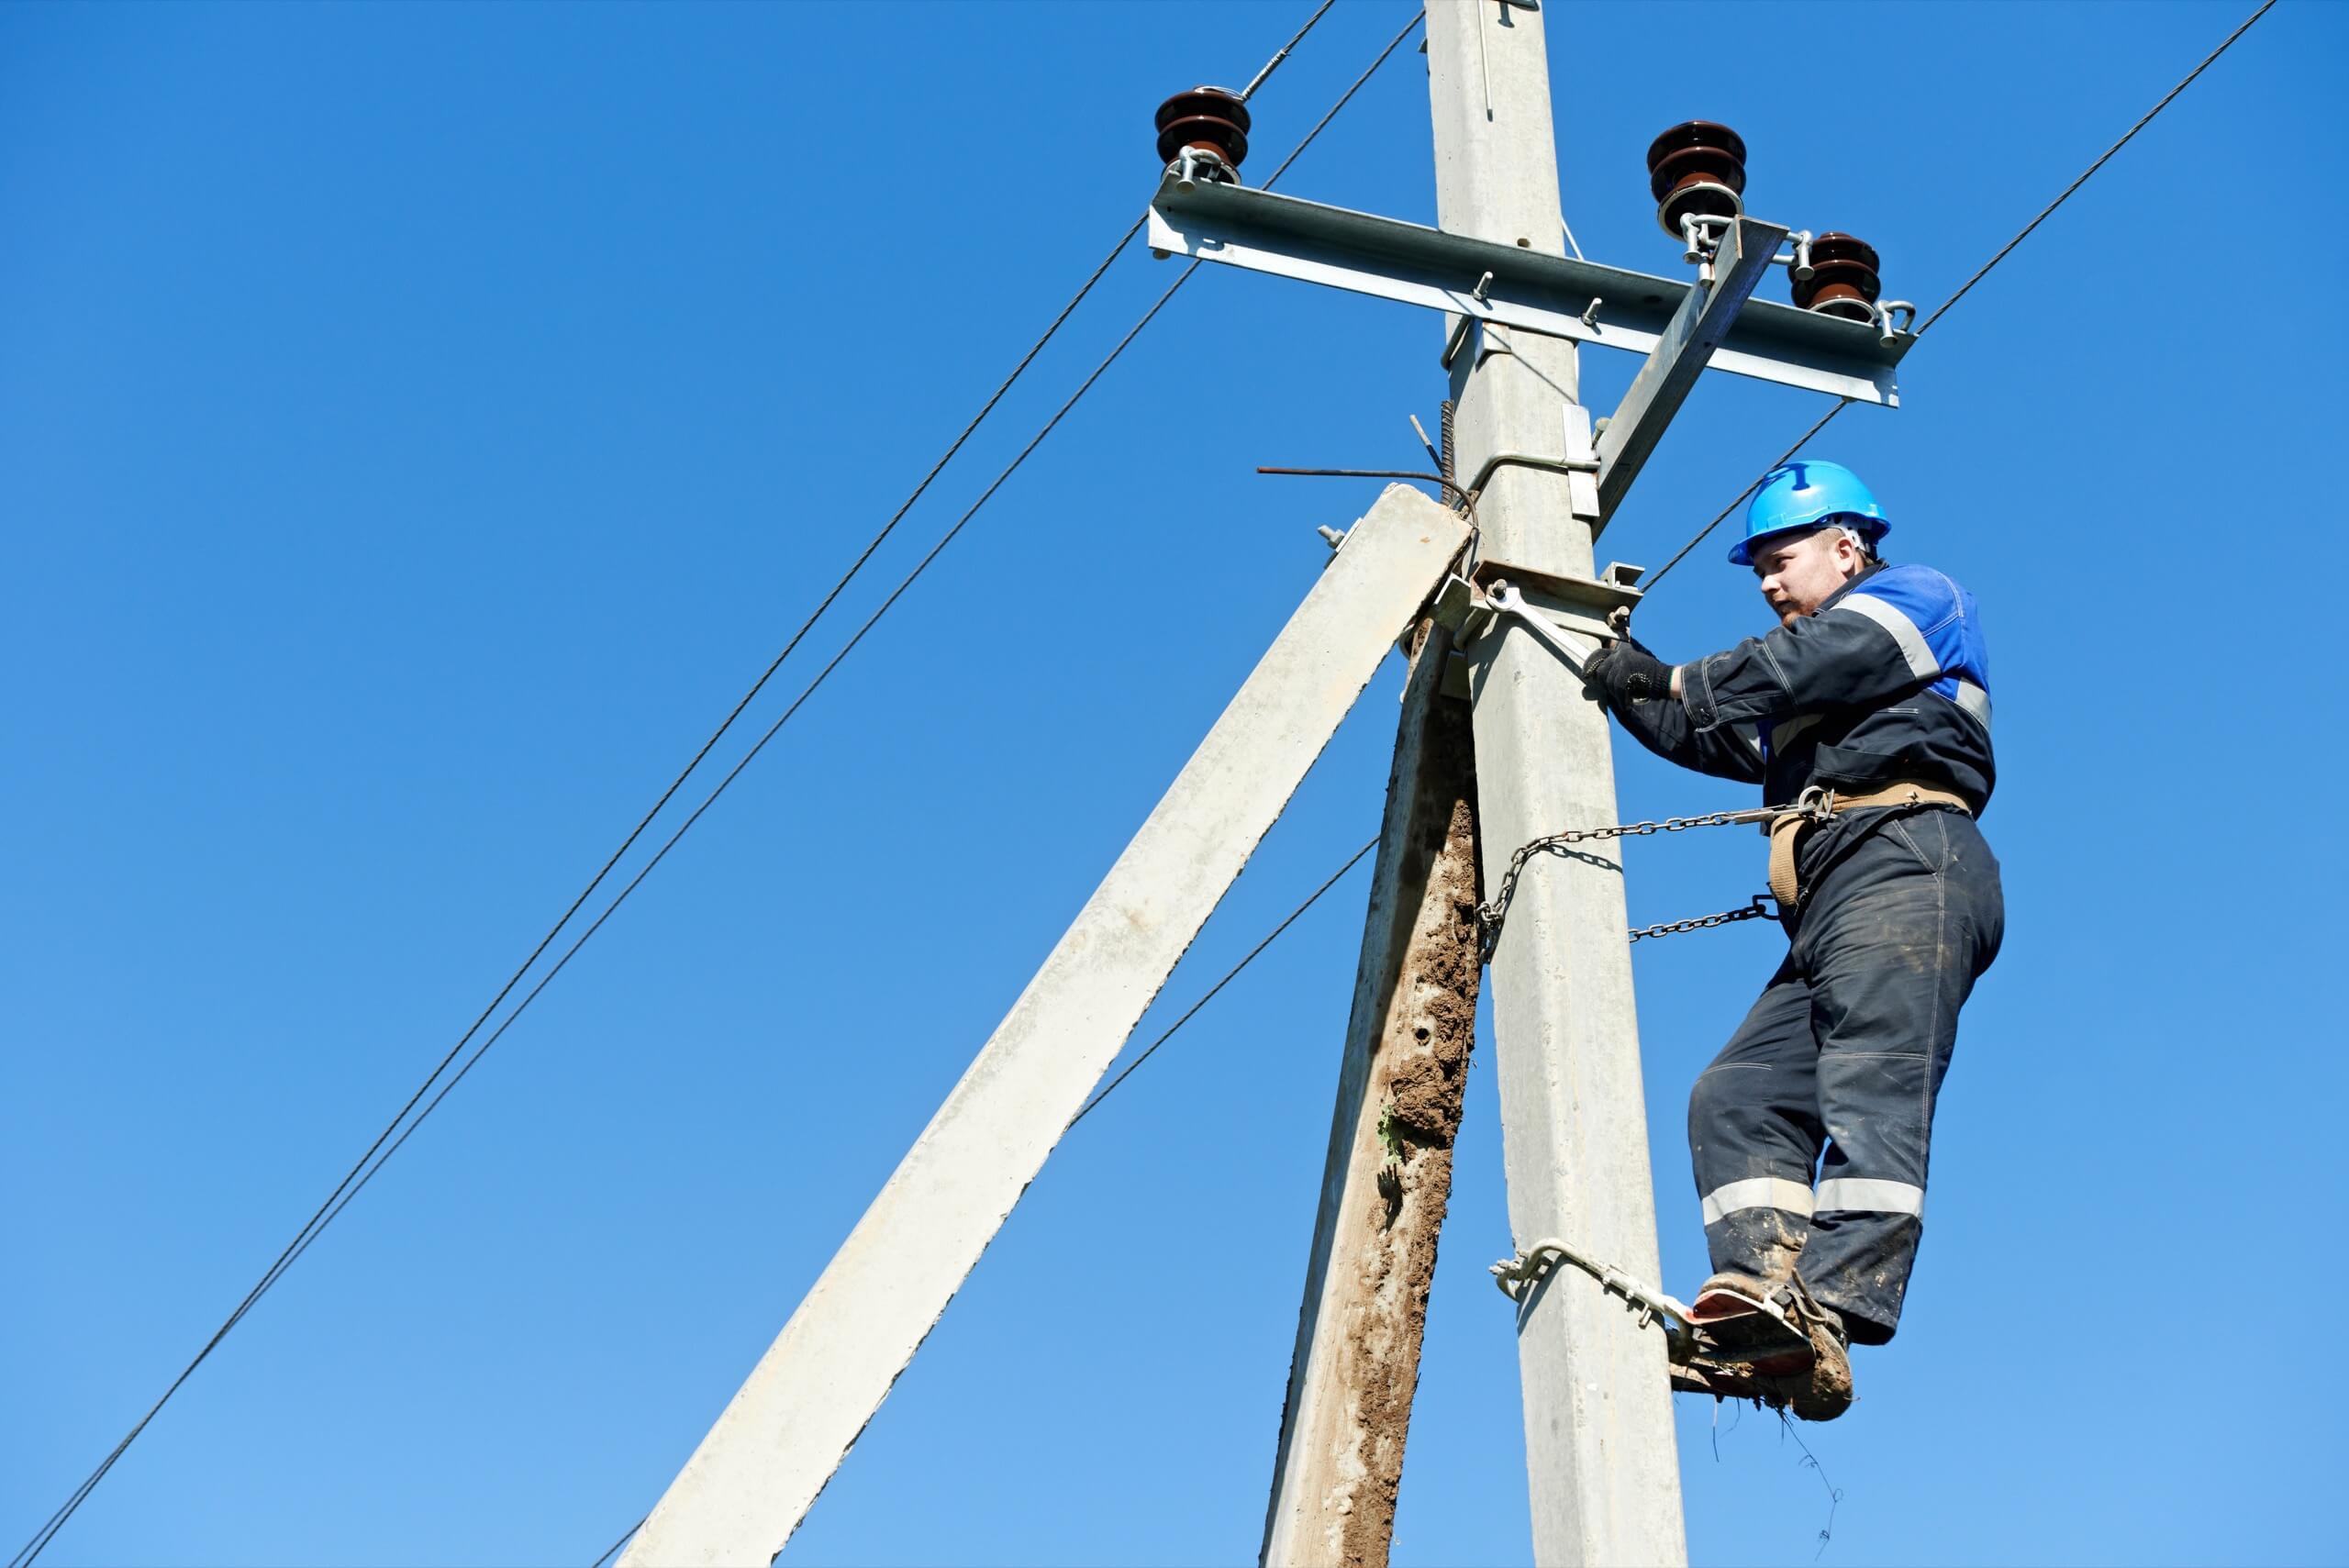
[1766,782,1975,911]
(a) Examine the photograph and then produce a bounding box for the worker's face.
[1752,527,1867,626]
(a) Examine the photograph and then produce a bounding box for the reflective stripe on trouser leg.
[1700,1175,1815,1226]
[1814,1178,1924,1216]
[1788,807,2003,1345]
[1689,963,1824,1284]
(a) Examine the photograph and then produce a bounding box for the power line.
[1638,0,2275,593]
[285,5,1428,1307]
[582,828,1380,1568]
[1067,835,1379,1129]
[553,0,2280,1551]
[568,1,2266,1554]
[8,184,1164,1568]
[1916,0,2275,337]
[572,17,1428,1566]
[8,8,1400,1566]
[586,1518,640,1568]
[6,191,1160,1568]
[1257,7,1422,189]
[1639,398,1853,591]
[1243,0,1338,103]
[279,260,1208,1280]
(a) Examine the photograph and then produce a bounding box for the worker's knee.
[1687,1065,1734,1145]
[1687,1062,1766,1149]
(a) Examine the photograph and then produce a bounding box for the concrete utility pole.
[1429,5,1687,1562]
[626,6,1911,1555]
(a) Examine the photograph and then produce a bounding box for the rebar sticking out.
[1645,120,1746,239]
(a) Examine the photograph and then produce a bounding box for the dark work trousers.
[1687,806,2004,1344]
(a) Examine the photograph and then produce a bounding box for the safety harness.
[1766,781,1975,911]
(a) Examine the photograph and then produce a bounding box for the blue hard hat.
[1729,460,1890,565]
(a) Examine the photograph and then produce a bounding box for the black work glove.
[1582,639,1677,706]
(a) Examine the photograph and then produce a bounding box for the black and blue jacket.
[1611,561,1996,812]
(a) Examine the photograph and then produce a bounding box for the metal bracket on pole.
[1489,1236,1696,1350]
[1594,215,1788,525]
[1145,174,1908,406]
[1469,570,1643,678]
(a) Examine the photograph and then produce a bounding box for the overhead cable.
[574,18,1428,1564]
[6,8,1400,1566]
[1915,0,2274,336]
[1242,0,1338,102]
[570,11,2278,1539]
[585,828,1383,1567]
[586,1518,640,1568]
[1066,836,1380,1129]
[1638,398,1854,592]
[3,173,1167,1568]
[1639,0,2275,593]
[285,3,1429,1305]
[5,160,1178,1568]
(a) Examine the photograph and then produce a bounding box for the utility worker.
[1580,460,2004,1421]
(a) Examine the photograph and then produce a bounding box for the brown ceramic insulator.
[1800,284,1876,322]
[1645,121,1748,186]
[1645,121,1746,237]
[1658,177,1743,239]
[1155,86,1251,170]
[1790,232,1883,317]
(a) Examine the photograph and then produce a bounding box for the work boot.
[1761,1278,1854,1422]
[1686,1270,1809,1370]
[1687,1270,1777,1323]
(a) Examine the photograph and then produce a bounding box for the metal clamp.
[1441,313,1479,370]
[1769,229,1817,282]
[1790,783,1839,824]
[1490,1236,1696,1346]
[1462,448,1599,500]
[1169,146,1237,193]
[1678,211,1734,269]
[1874,298,1917,346]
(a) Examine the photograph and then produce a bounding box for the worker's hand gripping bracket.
[1462,561,1647,681]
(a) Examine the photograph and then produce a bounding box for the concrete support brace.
[1260,622,1482,1568]
[620,487,1467,1568]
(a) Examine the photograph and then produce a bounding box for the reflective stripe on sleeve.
[1950,678,1992,729]
[1813,1177,1926,1217]
[1836,593,1941,681]
[1699,1176,1817,1226]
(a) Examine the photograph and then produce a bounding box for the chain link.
[1475,806,1780,953]
[1628,894,1778,943]
[1471,802,1810,954]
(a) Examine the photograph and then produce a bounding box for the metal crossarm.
[1145,175,1909,405]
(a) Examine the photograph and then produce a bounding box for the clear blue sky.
[6,3,2338,1564]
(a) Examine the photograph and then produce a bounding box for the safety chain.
[1475,806,1793,956]
[1628,894,1778,943]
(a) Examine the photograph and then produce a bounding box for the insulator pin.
[1645,120,1746,239]
[1155,86,1251,174]
[1791,232,1882,321]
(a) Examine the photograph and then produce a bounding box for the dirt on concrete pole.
[1261,619,1482,1568]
